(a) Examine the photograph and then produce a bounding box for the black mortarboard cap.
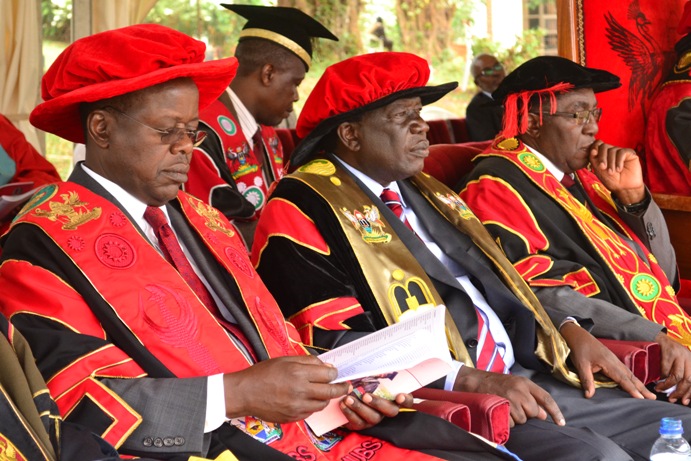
[493,56,621,104]
[492,56,621,138]
[221,4,338,69]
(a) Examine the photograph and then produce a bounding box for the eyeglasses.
[105,106,207,147]
[479,64,504,77]
[545,107,603,125]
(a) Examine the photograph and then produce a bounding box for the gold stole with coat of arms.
[291,158,583,387]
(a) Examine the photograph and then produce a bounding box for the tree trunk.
[394,0,457,60]
[275,0,363,58]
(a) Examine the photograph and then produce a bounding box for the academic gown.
[0,164,511,461]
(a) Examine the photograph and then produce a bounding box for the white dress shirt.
[335,158,515,390]
[526,145,567,182]
[228,88,259,150]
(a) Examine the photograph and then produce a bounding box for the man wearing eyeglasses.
[466,54,505,141]
[0,24,524,461]
[460,56,691,404]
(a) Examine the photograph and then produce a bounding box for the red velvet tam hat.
[290,51,457,166]
[30,24,238,144]
[492,56,620,139]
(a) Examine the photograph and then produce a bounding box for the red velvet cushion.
[599,338,661,384]
[413,399,471,432]
[413,388,510,445]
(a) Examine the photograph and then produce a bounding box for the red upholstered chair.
[447,118,471,144]
[426,119,453,145]
[423,141,491,189]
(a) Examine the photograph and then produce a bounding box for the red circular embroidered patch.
[109,211,127,228]
[66,235,85,252]
[95,234,136,269]
[224,246,254,278]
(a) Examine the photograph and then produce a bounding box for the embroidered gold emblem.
[33,191,101,230]
[188,198,235,237]
[666,286,677,297]
[0,435,28,461]
[436,193,475,220]
[518,152,546,172]
[330,177,342,186]
[387,276,435,319]
[497,137,520,151]
[630,274,660,302]
[340,205,391,244]
[649,253,658,265]
[298,159,336,176]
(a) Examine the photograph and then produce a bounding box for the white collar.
[334,156,406,206]
[524,144,566,182]
[228,88,259,147]
[80,163,169,229]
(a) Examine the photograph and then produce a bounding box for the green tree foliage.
[42,0,72,43]
[393,0,475,59]
[145,0,266,58]
[471,29,546,74]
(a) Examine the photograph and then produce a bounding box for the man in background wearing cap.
[184,4,337,248]
[253,51,691,461]
[644,0,691,194]
[0,24,518,461]
[459,56,691,404]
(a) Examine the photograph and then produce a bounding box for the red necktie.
[144,206,255,360]
[380,188,415,232]
[561,174,589,206]
[475,309,508,373]
[561,174,575,188]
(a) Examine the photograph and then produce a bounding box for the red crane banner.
[577,0,684,156]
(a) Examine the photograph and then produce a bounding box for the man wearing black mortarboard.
[184,4,337,249]
[459,56,691,404]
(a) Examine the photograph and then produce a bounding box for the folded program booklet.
[305,305,453,436]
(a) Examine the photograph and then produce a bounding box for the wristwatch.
[622,198,649,214]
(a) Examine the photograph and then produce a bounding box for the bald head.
[471,54,505,94]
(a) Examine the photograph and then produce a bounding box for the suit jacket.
[465,92,503,142]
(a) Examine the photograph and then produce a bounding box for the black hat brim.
[492,56,621,104]
[290,81,458,167]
